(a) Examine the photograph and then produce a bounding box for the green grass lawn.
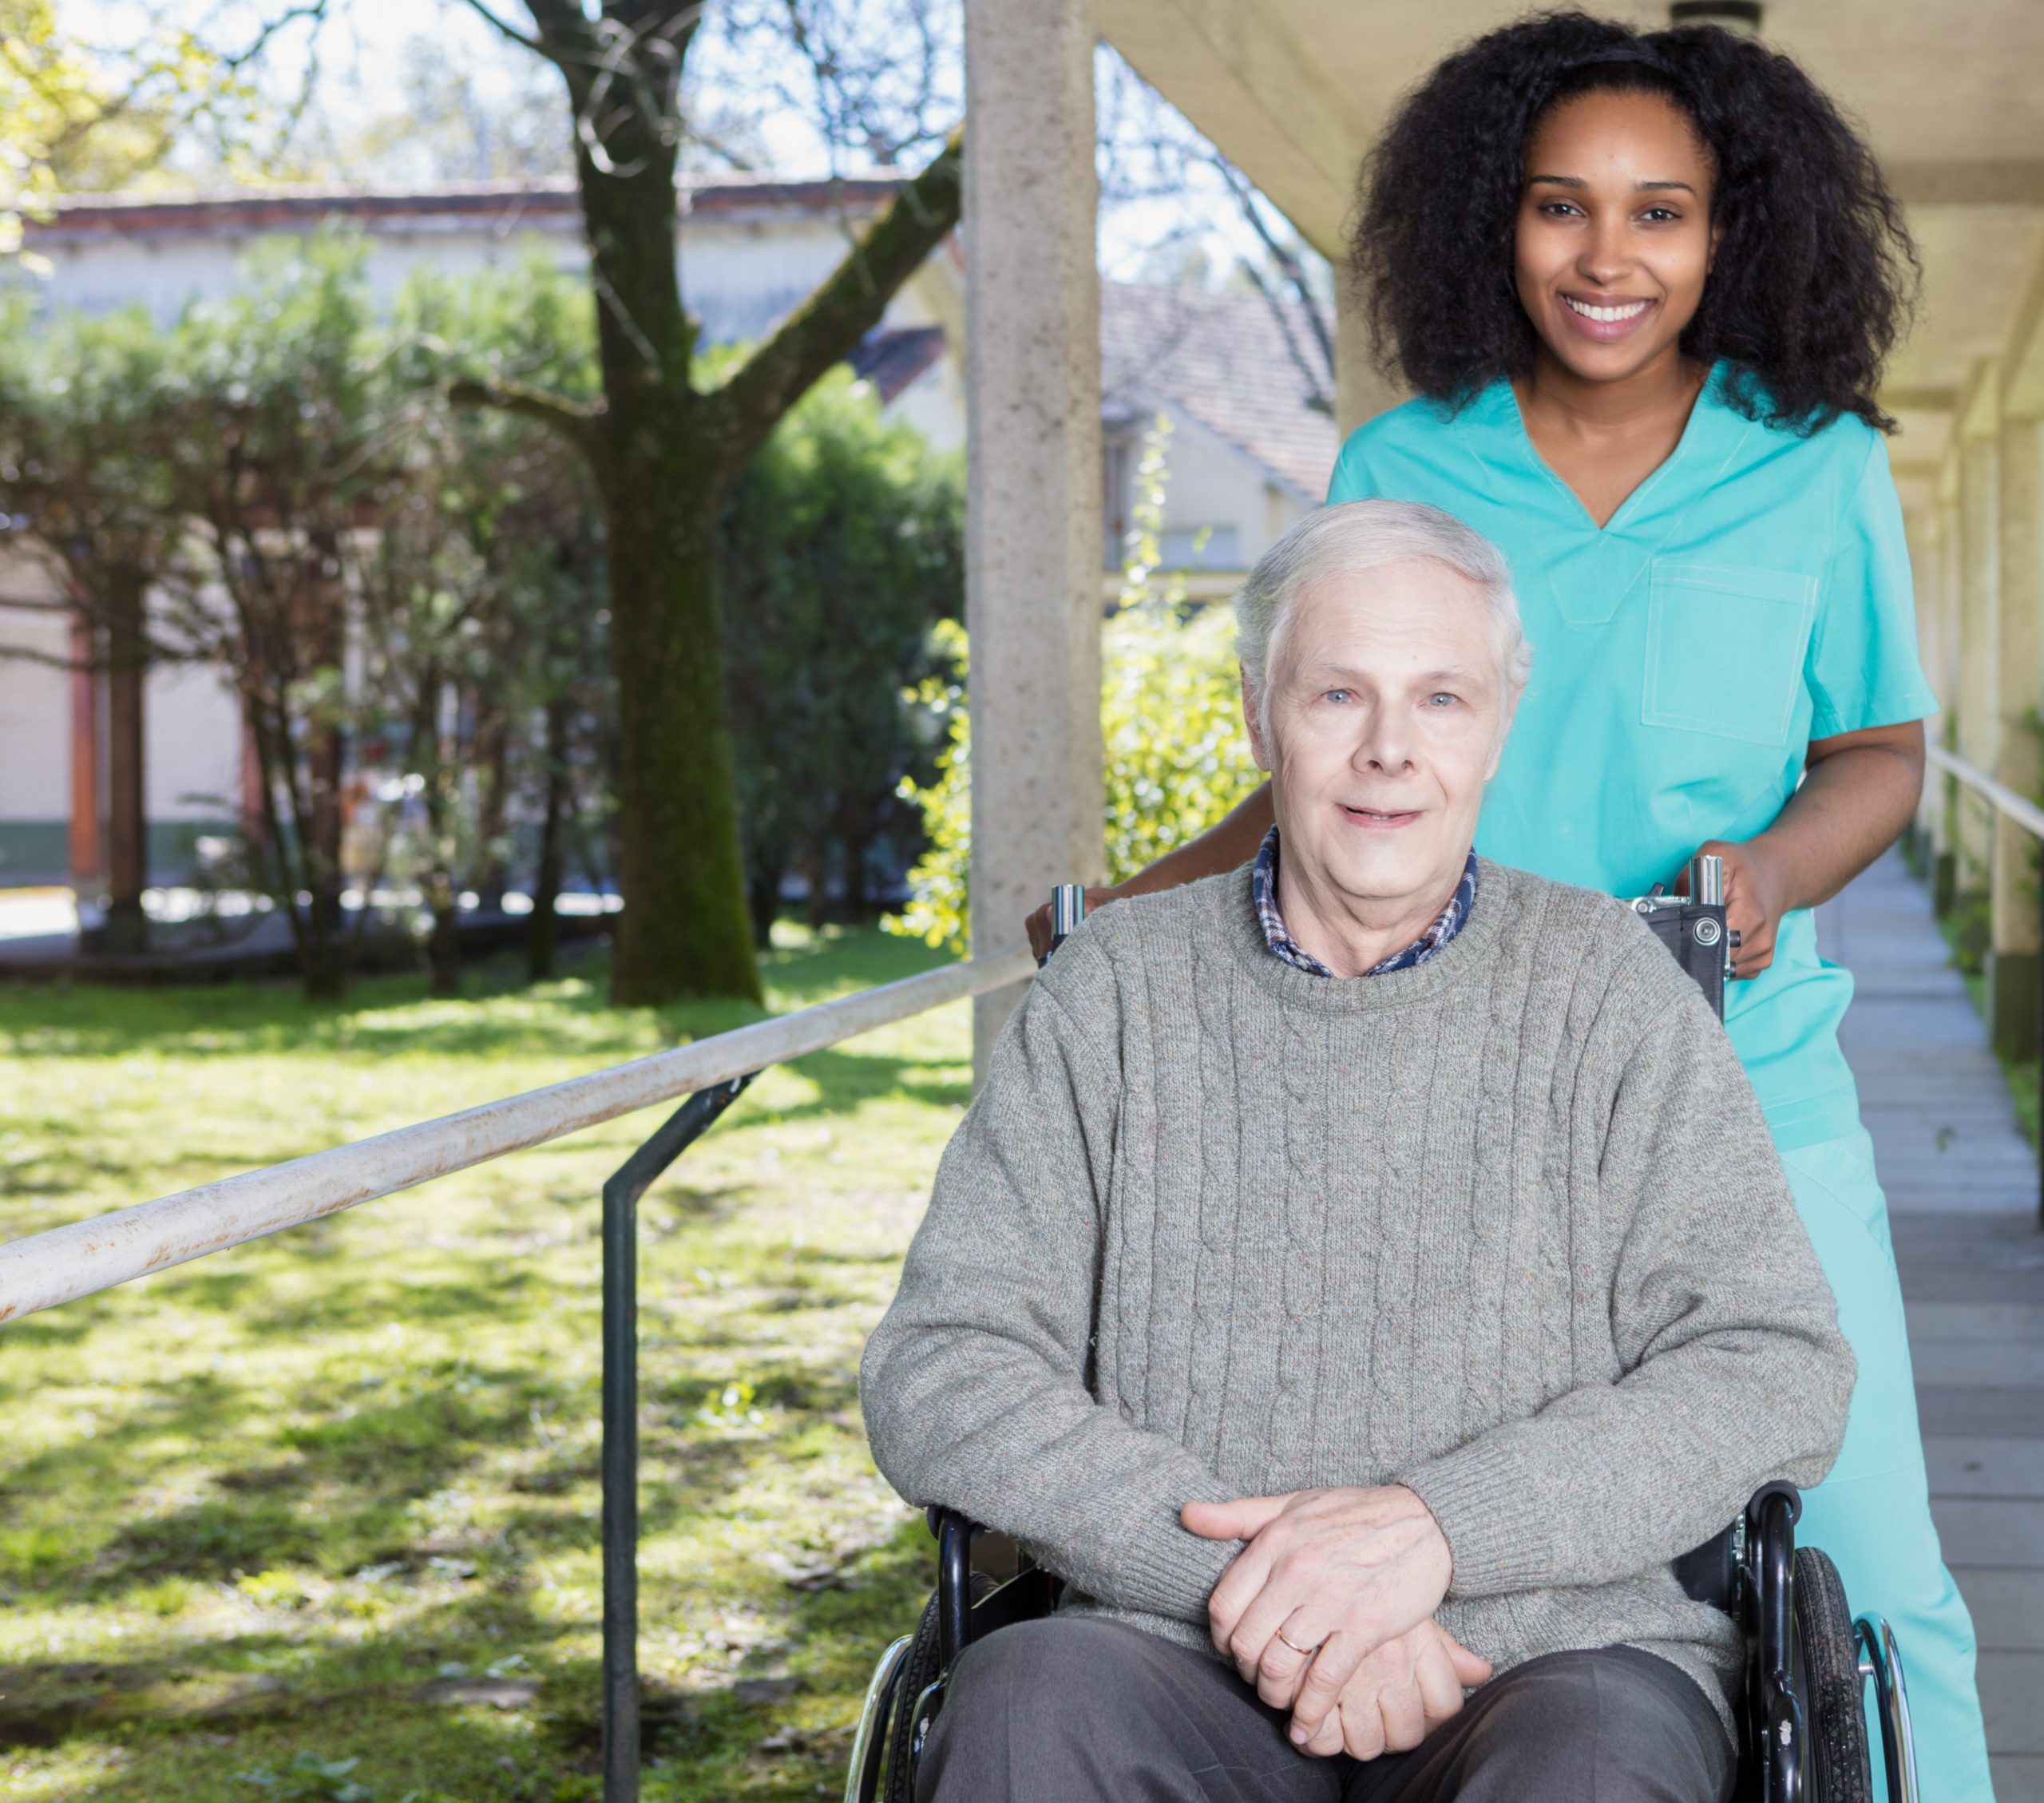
[0,928,969,1802]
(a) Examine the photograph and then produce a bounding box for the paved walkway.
[1823,849,2044,1801]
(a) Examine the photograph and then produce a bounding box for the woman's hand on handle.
[1687,719,1925,981]
[1690,836,1790,979]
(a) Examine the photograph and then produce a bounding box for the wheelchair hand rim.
[1854,1613,1919,1803]
[845,1634,913,1803]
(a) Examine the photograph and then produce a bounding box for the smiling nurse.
[1031,11,1993,1797]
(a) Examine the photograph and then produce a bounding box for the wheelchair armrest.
[929,1508,1059,1669]
[933,1509,975,1666]
[1673,1521,1738,1611]
[1672,1480,1803,1616]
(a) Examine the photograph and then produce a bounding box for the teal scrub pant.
[1782,1128,1994,1803]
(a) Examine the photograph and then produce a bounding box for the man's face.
[1248,560,1511,917]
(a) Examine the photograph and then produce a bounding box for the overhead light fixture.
[1670,1,1763,32]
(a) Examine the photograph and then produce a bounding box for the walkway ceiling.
[1100,0,2044,491]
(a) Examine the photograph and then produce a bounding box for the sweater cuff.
[1100,1515,1241,1624]
[1398,1443,1555,1599]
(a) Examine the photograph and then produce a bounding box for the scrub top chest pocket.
[1642,560,1818,748]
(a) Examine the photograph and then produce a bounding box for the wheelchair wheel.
[881,1572,995,1803]
[1794,1548,1873,1803]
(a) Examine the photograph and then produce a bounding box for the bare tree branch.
[1217,163,1334,391]
[454,0,553,61]
[446,375,603,455]
[219,1,332,73]
[710,124,960,462]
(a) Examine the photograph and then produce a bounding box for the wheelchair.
[847,867,1920,1803]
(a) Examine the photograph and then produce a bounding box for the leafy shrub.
[889,417,1263,951]
[722,369,965,941]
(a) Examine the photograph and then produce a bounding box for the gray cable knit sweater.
[860,860,1853,1725]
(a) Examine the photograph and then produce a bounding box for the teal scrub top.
[1326,362,1936,1151]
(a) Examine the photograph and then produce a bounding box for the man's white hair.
[1234,499,1533,734]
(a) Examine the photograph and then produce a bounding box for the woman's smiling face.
[1513,85,1719,386]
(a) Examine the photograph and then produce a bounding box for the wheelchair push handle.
[1692,851,1725,906]
[1040,883,1087,966]
[1624,853,1736,1020]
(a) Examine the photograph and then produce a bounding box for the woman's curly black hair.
[1351,10,1918,433]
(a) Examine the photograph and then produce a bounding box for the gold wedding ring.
[1274,1629,1321,1658]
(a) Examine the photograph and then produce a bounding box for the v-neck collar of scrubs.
[1476,359,1745,537]
[1454,360,1757,629]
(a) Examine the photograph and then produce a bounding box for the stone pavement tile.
[1992,1755,2044,1803]
[1914,1341,2044,1388]
[1943,1568,2044,1651]
[1919,1385,2044,1436]
[1828,856,2044,1789]
[1980,1652,2044,1753]
[1904,1270,2044,1306]
[1931,1500,2044,1567]
[1927,1436,2044,1499]
[1909,1304,2044,1346]
[1891,1212,2044,1273]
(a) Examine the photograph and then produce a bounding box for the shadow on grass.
[2,1477,941,1803]
[0,930,954,1066]
[2,1355,591,1597]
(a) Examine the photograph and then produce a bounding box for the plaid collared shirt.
[1250,826,1479,979]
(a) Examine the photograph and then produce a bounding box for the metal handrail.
[1922,740,2044,1225]
[0,942,1036,1325]
[1926,743,2044,842]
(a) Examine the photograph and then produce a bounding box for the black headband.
[1564,42,1675,77]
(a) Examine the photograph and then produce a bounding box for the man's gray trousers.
[915,1617,1735,1803]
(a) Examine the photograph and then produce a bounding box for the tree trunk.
[529,694,571,982]
[600,473,759,1001]
[102,565,149,955]
[537,57,959,1004]
[565,96,758,1005]
[747,858,782,949]
[843,814,874,921]
[427,878,461,998]
[802,841,830,930]
[245,684,344,998]
[472,693,512,909]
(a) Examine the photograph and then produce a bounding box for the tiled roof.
[26,174,909,241]
[1101,283,1342,505]
[850,326,947,402]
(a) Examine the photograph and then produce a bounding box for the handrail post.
[600,1072,758,1802]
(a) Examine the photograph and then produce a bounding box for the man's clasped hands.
[1181,1485,1491,1761]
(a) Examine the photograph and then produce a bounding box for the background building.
[0,180,1326,890]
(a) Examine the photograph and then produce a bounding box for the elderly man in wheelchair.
[855,501,1904,1803]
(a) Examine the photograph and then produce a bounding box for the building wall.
[25,202,954,354]
[0,592,70,884]
[0,549,243,887]
[1104,401,1313,577]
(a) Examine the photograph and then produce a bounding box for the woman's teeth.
[1564,296,1650,323]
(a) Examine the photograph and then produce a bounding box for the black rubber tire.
[1795,1547,1874,1803]
[881,1573,994,1803]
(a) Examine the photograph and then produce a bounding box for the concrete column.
[964,0,1105,1075]
[1902,505,1942,875]
[1905,508,1943,712]
[1956,421,2000,892]
[1991,414,2044,1056]
[1933,482,1961,874]
[1333,272,1400,439]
